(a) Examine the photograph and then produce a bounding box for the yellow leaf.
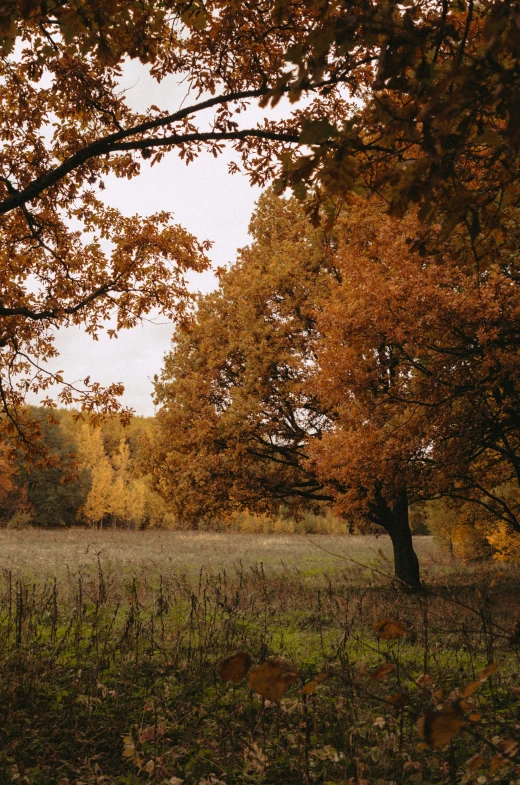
[122,733,135,758]
[248,658,298,701]
[374,618,407,640]
[417,703,468,749]
[217,651,252,683]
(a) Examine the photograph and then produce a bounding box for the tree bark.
[371,488,421,591]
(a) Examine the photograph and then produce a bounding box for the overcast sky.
[44,61,278,416]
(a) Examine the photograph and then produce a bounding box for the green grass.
[0,531,519,785]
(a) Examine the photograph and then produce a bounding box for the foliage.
[152,190,335,522]
[14,408,89,527]
[3,409,166,528]
[3,1,520,443]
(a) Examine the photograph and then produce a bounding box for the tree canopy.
[2,1,520,444]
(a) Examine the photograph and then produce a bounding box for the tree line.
[0,409,167,530]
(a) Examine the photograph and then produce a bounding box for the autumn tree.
[152,191,336,522]
[13,408,89,526]
[3,1,520,447]
[152,192,428,587]
[311,196,520,568]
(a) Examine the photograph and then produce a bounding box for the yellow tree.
[77,423,114,527]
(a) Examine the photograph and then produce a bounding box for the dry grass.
[0,529,447,583]
[1,530,519,784]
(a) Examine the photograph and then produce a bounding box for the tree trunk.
[372,488,421,591]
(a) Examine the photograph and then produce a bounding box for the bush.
[6,510,32,529]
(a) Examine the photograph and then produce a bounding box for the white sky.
[45,60,279,416]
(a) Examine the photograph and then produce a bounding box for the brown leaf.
[478,663,497,680]
[416,673,434,687]
[384,692,408,709]
[139,724,165,743]
[301,672,329,695]
[417,703,468,749]
[489,755,507,773]
[248,658,298,701]
[510,686,520,700]
[374,618,406,640]
[217,651,252,683]
[466,754,486,772]
[461,679,483,698]
[369,662,395,681]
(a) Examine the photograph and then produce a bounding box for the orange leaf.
[217,651,252,683]
[461,679,483,698]
[369,662,395,681]
[248,658,298,701]
[478,663,497,680]
[374,618,407,640]
[417,703,468,749]
[301,672,329,695]
[433,688,444,705]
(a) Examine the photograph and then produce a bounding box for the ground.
[0,530,518,785]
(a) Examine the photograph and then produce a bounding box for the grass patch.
[0,531,519,784]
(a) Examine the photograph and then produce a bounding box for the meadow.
[0,530,519,785]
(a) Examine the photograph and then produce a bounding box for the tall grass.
[0,533,519,784]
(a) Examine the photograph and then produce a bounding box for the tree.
[153,190,520,587]
[3,1,520,446]
[152,192,428,587]
[310,195,520,567]
[76,422,115,527]
[14,408,89,526]
[152,191,335,521]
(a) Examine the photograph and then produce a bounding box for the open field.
[1,531,519,785]
[1,529,448,583]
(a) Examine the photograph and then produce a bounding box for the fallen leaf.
[374,618,407,640]
[417,702,468,749]
[384,692,408,709]
[466,754,486,771]
[461,679,483,698]
[489,755,507,773]
[301,672,329,695]
[122,733,135,758]
[416,673,434,687]
[217,651,252,683]
[369,662,395,681]
[248,658,298,701]
[478,663,497,680]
